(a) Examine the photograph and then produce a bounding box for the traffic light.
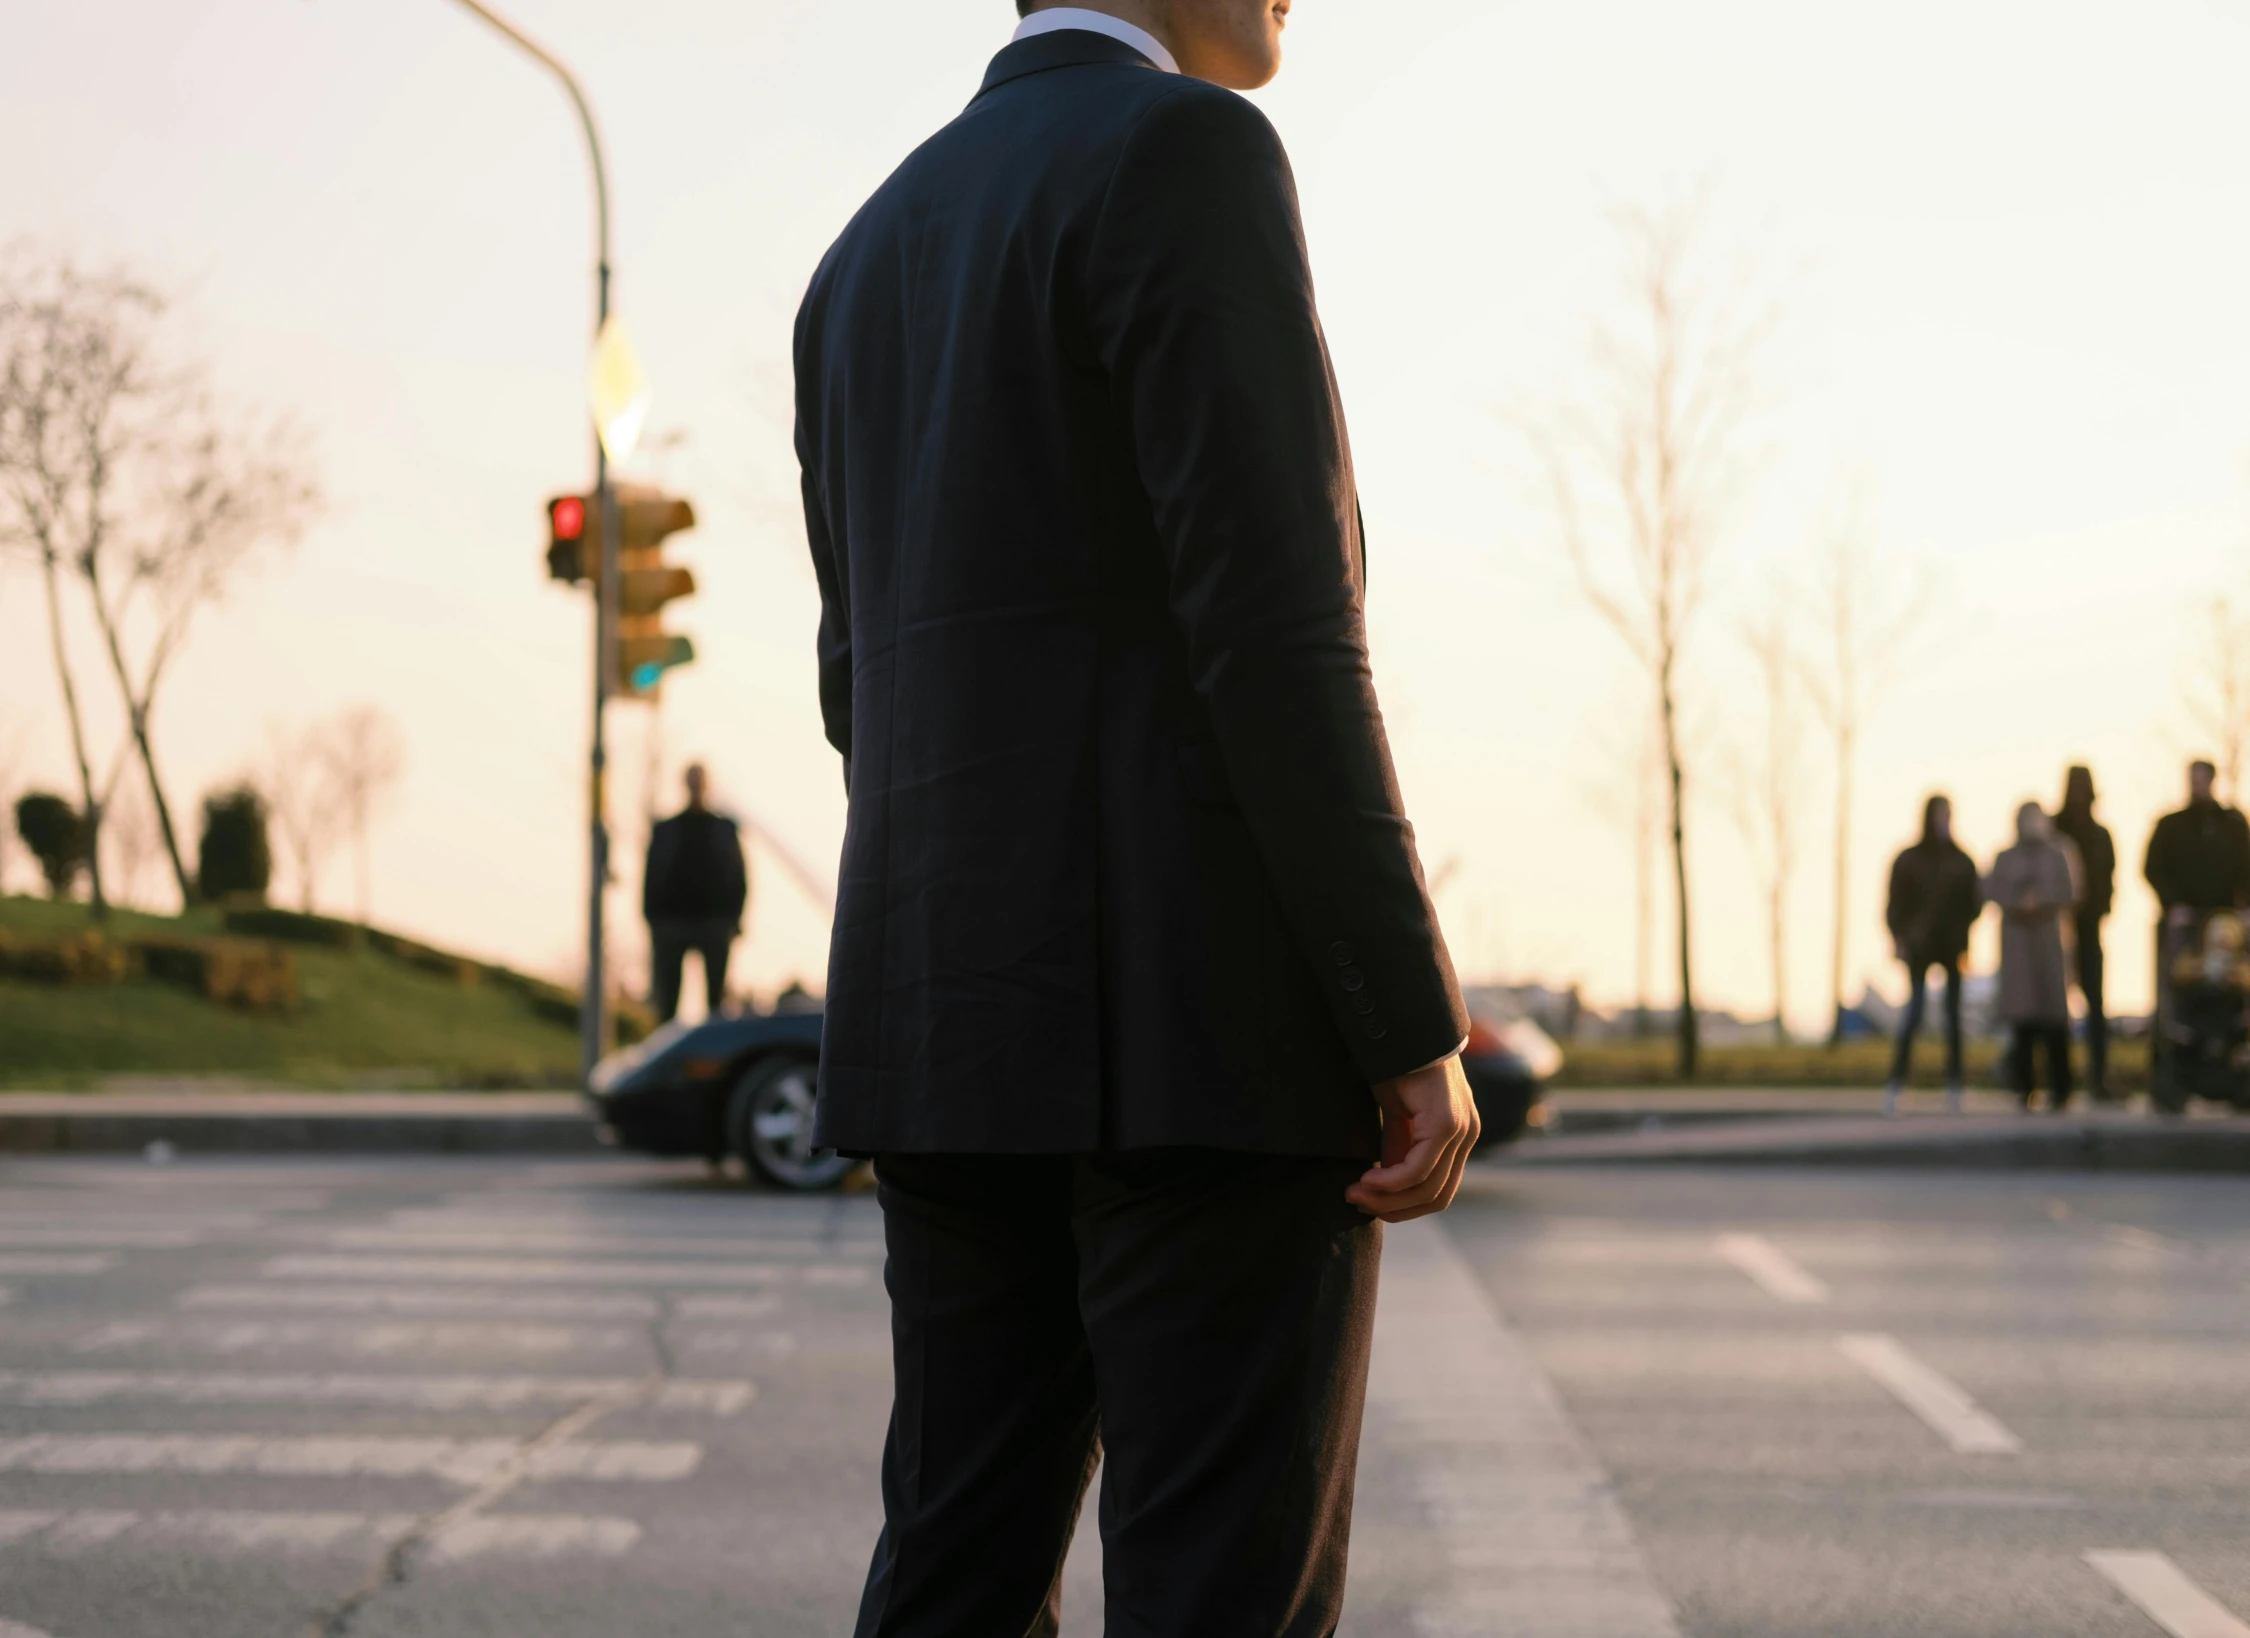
[542,484,699,700]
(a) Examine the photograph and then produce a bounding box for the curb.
[0,1094,604,1156]
[1495,1113,2250,1172]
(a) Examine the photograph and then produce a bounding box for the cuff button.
[1329,941,1355,965]
[1363,1018,1388,1039]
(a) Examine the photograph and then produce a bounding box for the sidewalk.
[0,1090,600,1154]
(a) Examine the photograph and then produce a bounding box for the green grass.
[0,896,582,1090]
[1555,1034,2149,1091]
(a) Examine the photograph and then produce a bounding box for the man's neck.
[1024,1,1177,62]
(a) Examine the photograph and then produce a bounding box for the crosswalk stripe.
[180,1284,660,1318]
[0,1616,60,1637]
[0,1508,642,1562]
[1836,1333,2022,1454]
[327,1227,858,1257]
[0,1255,115,1276]
[0,1372,753,1415]
[2086,1551,2250,1638]
[0,1229,199,1248]
[0,1433,701,1484]
[70,1318,643,1358]
[1367,1220,1683,1638]
[264,1254,872,1288]
[1714,1233,1831,1304]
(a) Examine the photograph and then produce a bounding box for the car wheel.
[728,1055,854,1191]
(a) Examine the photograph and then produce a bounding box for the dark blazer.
[793,31,1466,1159]
[2146,800,2250,912]
[642,809,747,926]
[2055,809,2114,920]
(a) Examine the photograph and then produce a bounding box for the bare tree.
[1799,500,1932,1043]
[1579,700,1666,1037]
[1726,589,1808,1041]
[324,704,405,925]
[261,722,343,915]
[2183,593,2250,803]
[1535,197,1766,1078]
[0,251,317,908]
[101,774,162,912]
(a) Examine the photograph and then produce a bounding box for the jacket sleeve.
[1884,854,1908,943]
[721,821,749,924]
[2145,817,2171,905]
[794,312,854,794]
[642,822,668,922]
[1082,87,1466,1082]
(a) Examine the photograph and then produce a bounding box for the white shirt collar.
[1011,8,1180,75]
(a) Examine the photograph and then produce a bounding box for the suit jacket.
[793,31,1467,1158]
[642,809,747,926]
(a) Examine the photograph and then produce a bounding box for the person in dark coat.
[1988,802,2081,1111]
[2145,760,2250,922]
[2054,765,2116,1099]
[1883,795,1982,1115]
[642,763,748,1023]
[793,6,1478,1633]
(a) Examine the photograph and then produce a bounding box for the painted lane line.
[264,1253,871,1288]
[1836,1333,2021,1454]
[0,1228,199,1248]
[327,1227,858,1257]
[0,1618,61,1637]
[0,1372,752,1415]
[1365,1219,1683,1638]
[0,1433,701,1485]
[0,1509,640,1562]
[70,1318,642,1358]
[1713,1233,1831,1304]
[0,1255,115,1276]
[2086,1551,2250,1638]
[180,1283,659,1318]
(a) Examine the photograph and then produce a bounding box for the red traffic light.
[550,495,586,541]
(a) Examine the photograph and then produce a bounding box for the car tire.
[727,1054,855,1191]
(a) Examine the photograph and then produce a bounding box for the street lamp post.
[446,0,619,1086]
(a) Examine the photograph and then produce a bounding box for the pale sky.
[5,0,2249,1031]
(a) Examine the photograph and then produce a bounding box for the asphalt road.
[0,1153,2244,1637]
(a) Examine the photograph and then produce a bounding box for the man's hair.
[1017,1,1035,15]
[2193,759,2218,779]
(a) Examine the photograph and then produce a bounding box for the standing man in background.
[643,762,748,1023]
[2054,765,2114,1101]
[2145,760,2250,924]
[1883,795,1981,1115]
[794,1,1479,1632]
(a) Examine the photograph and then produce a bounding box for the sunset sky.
[5,0,2249,1032]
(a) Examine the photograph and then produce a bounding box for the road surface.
[0,1153,2244,1637]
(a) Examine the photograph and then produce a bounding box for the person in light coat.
[1985,802,2082,1111]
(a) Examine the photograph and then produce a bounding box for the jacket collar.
[975,29,1162,100]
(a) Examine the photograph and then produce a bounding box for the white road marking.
[0,1433,701,1485]
[1714,1233,1831,1304]
[2086,1551,2250,1638]
[0,1616,61,1637]
[0,1371,752,1415]
[0,1255,114,1275]
[1836,1333,2021,1454]
[1365,1219,1683,1638]
[327,1227,850,1257]
[70,1317,641,1358]
[180,1284,660,1318]
[0,1509,640,1562]
[0,1228,198,1248]
[674,1295,782,1319]
[264,1253,870,1288]
[0,1289,12,1309]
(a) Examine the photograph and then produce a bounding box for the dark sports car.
[589,1002,1556,1191]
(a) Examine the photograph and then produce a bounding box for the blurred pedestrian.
[2144,759,2250,925]
[643,763,748,1023]
[2054,765,2116,1100]
[1986,802,2081,1111]
[1882,795,1981,1116]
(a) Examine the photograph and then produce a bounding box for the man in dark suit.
[795,3,1478,1632]
[641,763,747,1022]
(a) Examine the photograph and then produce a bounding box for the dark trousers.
[2012,1023,2073,1109]
[2075,910,2109,1093]
[855,1149,1381,1638]
[648,917,734,1022]
[1889,958,1964,1085]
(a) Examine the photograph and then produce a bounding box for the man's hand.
[1345,1055,1480,1223]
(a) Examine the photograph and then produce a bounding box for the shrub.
[197,785,272,903]
[133,936,299,1013]
[224,906,362,948]
[14,792,86,899]
[0,928,127,985]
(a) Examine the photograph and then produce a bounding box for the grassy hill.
[0,896,592,1090]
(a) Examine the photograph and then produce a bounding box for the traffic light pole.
[445,0,616,1087]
